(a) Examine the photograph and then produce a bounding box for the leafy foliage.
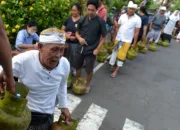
[0,0,71,45]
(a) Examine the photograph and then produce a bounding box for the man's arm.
[132,17,141,46]
[95,36,106,51]
[132,28,140,46]
[58,60,70,123]
[75,31,86,45]
[93,19,107,55]
[149,21,153,31]
[17,44,36,50]
[142,25,148,40]
[0,16,15,93]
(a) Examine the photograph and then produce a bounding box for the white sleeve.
[0,54,25,77]
[118,15,123,25]
[57,59,70,108]
[12,54,24,78]
[136,17,142,28]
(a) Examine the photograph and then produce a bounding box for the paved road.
[65,39,180,130]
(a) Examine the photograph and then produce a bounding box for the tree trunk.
[161,0,171,6]
[164,0,171,6]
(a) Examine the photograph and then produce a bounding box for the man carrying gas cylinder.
[109,1,141,78]
[0,28,71,130]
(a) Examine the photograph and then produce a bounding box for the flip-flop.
[110,74,117,78]
[84,87,91,94]
[110,68,115,72]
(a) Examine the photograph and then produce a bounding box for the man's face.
[87,5,97,18]
[38,44,65,70]
[160,10,166,15]
[127,8,136,16]
[168,7,171,11]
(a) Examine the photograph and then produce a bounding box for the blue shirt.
[15,29,39,49]
[139,15,149,36]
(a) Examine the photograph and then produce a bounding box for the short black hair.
[87,0,99,9]
[27,20,37,27]
[140,6,149,16]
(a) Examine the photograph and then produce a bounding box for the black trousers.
[27,112,54,130]
[162,33,172,43]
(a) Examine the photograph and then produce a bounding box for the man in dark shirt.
[75,0,107,93]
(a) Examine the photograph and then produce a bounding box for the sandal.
[84,86,91,94]
[110,72,117,78]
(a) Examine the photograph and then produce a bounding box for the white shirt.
[116,13,141,43]
[10,50,70,114]
[165,11,171,20]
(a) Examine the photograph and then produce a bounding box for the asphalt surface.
[70,39,180,130]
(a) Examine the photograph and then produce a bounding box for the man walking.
[75,0,107,93]
[147,6,166,45]
[0,28,71,130]
[109,1,141,78]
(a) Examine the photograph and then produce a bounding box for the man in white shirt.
[109,1,141,78]
[0,28,71,130]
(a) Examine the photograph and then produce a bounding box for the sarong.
[26,112,54,130]
[109,40,131,67]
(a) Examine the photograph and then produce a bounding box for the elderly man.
[0,28,71,130]
[109,1,141,78]
[0,16,15,94]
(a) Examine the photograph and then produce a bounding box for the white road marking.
[54,93,82,122]
[93,55,111,73]
[76,103,108,130]
[123,118,144,130]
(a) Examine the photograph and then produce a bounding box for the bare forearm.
[0,17,13,78]
[17,44,35,49]
[75,32,82,41]
[149,22,153,29]
[97,37,106,50]
[133,30,140,45]
[143,26,148,36]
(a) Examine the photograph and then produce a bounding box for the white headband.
[39,28,66,44]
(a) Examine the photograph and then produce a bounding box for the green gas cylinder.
[51,115,79,130]
[0,82,31,130]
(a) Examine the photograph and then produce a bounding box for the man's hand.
[34,43,39,49]
[93,48,99,55]
[131,44,136,47]
[79,37,87,45]
[61,108,71,124]
[0,72,15,94]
